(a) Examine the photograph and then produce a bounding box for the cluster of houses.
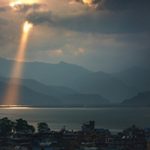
[0,118,149,150]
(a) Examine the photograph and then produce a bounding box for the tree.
[0,117,14,137]
[38,122,50,134]
[15,118,35,134]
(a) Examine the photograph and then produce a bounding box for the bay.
[0,107,149,132]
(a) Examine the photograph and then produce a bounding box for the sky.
[0,0,150,72]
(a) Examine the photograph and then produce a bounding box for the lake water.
[0,107,150,132]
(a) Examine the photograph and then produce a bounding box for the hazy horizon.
[0,56,150,73]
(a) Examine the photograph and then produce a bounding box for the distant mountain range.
[0,77,109,106]
[122,91,150,106]
[113,66,150,91]
[0,57,141,103]
[71,70,137,102]
[0,80,58,106]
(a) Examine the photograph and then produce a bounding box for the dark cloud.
[59,12,150,33]
[26,11,54,25]
[0,0,150,72]
[103,0,150,11]
[71,0,150,11]
[2,0,148,35]
[26,8,150,34]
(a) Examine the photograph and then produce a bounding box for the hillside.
[113,67,150,91]
[0,81,59,106]
[72,71,137,102]
[0,77,109,106]
[122,91,150,106]
[0,57,138,102]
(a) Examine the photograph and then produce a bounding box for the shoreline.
[0,104,150,109]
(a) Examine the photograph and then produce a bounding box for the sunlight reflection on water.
[0,107,149,132]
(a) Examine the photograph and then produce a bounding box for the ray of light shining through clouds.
[2,21,33,105]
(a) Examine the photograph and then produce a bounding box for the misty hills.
[0,58,91,86]
[0,77,109,106]
[122,91,150,106]
[113,66,150,91]
[71,71,137,102]
[115,67,150,106]
[0,80,59,106]
[0,57,139,103]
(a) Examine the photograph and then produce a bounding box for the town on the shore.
[0,118,150,150]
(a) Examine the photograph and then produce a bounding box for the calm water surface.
[0,107,150,132]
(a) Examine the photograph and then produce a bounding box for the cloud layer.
[11,3,46,13]
[0,0,150,72]
[23,0,150,34]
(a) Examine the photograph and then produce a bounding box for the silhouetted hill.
[0,57,90,85]
[0,77,109,106]
[72,71,137,102]
[60,94,109,106]
[18,78,78,97]
[122,91,150,106]
[0,81,60,106]
[114,66,150,91]
[0,57,138,102]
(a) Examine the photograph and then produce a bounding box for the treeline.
[0,117,50,137]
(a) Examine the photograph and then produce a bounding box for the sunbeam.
[3,21,33,106]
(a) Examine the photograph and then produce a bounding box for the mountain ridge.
[0,77,109,106]
[0,57,139,103]
[122,91,150,106]
[113,66,150,91]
